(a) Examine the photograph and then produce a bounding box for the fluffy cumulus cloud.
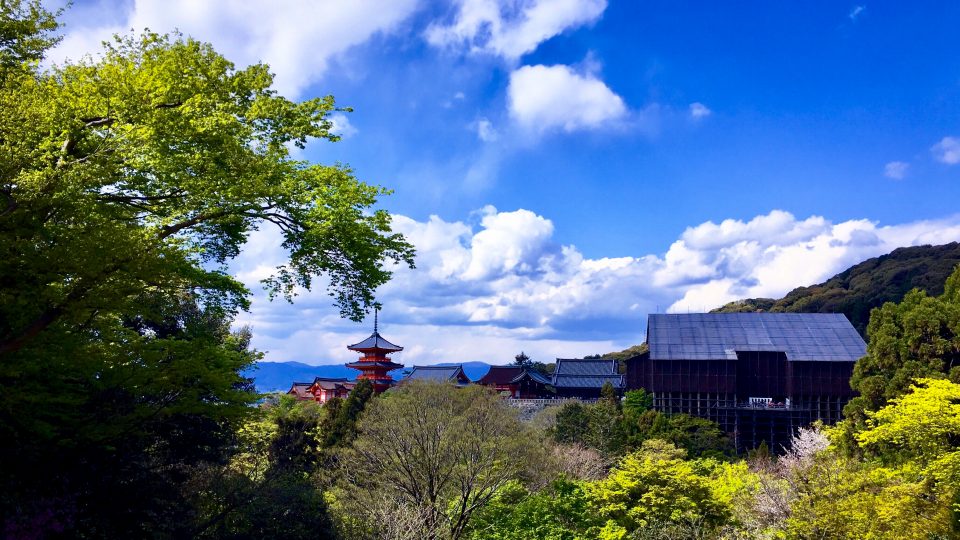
[507,64,626,132]
[884,161,909,179]
[231,207,960,366]
[426,0,607,60]
[931,136,960,165]
[48,0,421,97]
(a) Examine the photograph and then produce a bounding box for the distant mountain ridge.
[247,360,493,393]
[710,242,960,336]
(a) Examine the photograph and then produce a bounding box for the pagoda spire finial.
[374,306,379,334]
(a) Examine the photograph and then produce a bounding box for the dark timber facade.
[626,313,865,451]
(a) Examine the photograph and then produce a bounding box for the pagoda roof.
[345,360,404,370]
[347,331,403,352]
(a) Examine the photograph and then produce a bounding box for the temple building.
[476,366,554,398]
[287,377,355,403]
[626,313,866,451]
[402,365,472,386]
[345,312,404,393]
[552,359,625,398]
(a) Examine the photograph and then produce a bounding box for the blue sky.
[51,1,960,366]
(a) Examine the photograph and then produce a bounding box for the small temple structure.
[345,310,404,393]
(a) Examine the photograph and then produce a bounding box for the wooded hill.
[710,242,960,336]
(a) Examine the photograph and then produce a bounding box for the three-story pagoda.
[345,311,403,393]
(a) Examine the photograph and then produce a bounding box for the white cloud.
[426,0,607,60]
[328,113,358,139]
[474,118,499,141]
[508,64,626,132]
[932,136,960,165]
[47,0,422,97]
[849,5,866,21]
[231,207,960,366]
[689,102,711,119]
[884,161,909,179]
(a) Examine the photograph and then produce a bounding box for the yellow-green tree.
[585,440,734,538]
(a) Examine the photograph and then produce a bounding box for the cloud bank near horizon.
[231,207,960,367]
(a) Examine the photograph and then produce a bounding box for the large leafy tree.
[0,12,414,359]
[334,382,545,540]
[1,2,413,536]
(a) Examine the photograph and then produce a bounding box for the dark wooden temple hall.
[626,313,866,451]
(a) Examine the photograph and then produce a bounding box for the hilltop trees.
[844,264,960,423]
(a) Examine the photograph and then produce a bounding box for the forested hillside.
[711,242,960,335]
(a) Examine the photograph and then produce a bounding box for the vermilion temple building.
[287,377,355,404]
[345,314,404,393]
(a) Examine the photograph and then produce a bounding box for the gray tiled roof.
[403,365,470,383]
[347,332,403,352]
[647,313,866,362]
[513,370,553,386]
[554,359,619,376]
[553,374,625,389]
[552,358,624,388]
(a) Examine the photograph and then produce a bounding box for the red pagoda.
[345,310,403,393]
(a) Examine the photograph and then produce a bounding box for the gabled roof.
[476,366,553,386]
[403,365,471,384]
[347,331,403,352]
[646,313,867,362]
[510,369,553,386]
[552,359,624,389]
[310,377,355,391]
[476,366,524,385]
[287,382,314,398]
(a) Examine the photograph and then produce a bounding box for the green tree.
[0,0,61,67]
[466,479,600,540]
[585,440,733,538]
[1,27,414,359]
[622,389,653,417]
[191,395,336,539]
[1,6,412,536]
[844,265,960,424]
[334,382,545,540]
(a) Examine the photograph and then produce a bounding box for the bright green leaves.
[846,265,960,423]
[586,440,733,534]
[1,26,414,360]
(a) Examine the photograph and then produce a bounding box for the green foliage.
[0,0,61,67]
[586,440,734,536]
[843,264,960,425]
[622,389,653,416]
[319,377,374,449]
[711,242,960,335]
[0,11,410,538]
[0,293,260,537]
[554,397,733,461]
[513,350,553,375]
[467,479,600,540]
[334,382,545,540]
[193,396,336,539]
